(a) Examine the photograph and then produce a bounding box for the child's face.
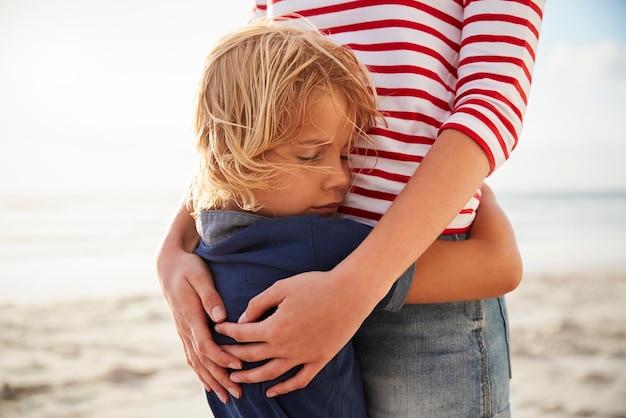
[252,93,353,218]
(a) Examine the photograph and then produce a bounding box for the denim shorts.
[353,234,512,418]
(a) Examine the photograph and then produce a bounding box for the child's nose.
[325,158,351,191]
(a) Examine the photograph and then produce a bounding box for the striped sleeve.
[250,0,268,19]
[441,0,543,173]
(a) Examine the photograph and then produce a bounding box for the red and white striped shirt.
[251,0,544,233]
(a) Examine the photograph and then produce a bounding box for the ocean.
[1,190,625,303]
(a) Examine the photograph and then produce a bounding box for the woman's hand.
[215,267,381,398]
[156,244,244,403]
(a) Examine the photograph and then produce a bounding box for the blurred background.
[1,0,625,417]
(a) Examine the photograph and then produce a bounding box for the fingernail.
[237,312,247,323]
[229,388,241,399]
[266,390,277,398]
[217,392,229,404]
[228,363,241,370]
[211,306,226,321]
[230,374,242,383]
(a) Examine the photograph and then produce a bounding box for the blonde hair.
[190,17,382,214]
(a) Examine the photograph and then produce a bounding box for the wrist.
[156,237,194,284]
[332,255,396,314]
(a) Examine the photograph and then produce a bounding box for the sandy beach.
[1,269,625,418]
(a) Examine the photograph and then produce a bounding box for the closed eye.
[298,153,322,162]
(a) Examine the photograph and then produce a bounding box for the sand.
[1,270,625,418]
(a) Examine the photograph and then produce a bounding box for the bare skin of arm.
[158,129,507,400]
[406,182,522,304]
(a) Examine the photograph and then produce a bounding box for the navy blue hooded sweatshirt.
[195,211,412,418]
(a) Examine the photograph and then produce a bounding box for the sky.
[1,0,625,196]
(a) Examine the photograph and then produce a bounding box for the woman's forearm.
[157,195,200,255]
[405,184,522,303]
[156,194,203,296]
[333,129,492,306]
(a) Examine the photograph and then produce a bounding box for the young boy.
[188,18,521,417]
